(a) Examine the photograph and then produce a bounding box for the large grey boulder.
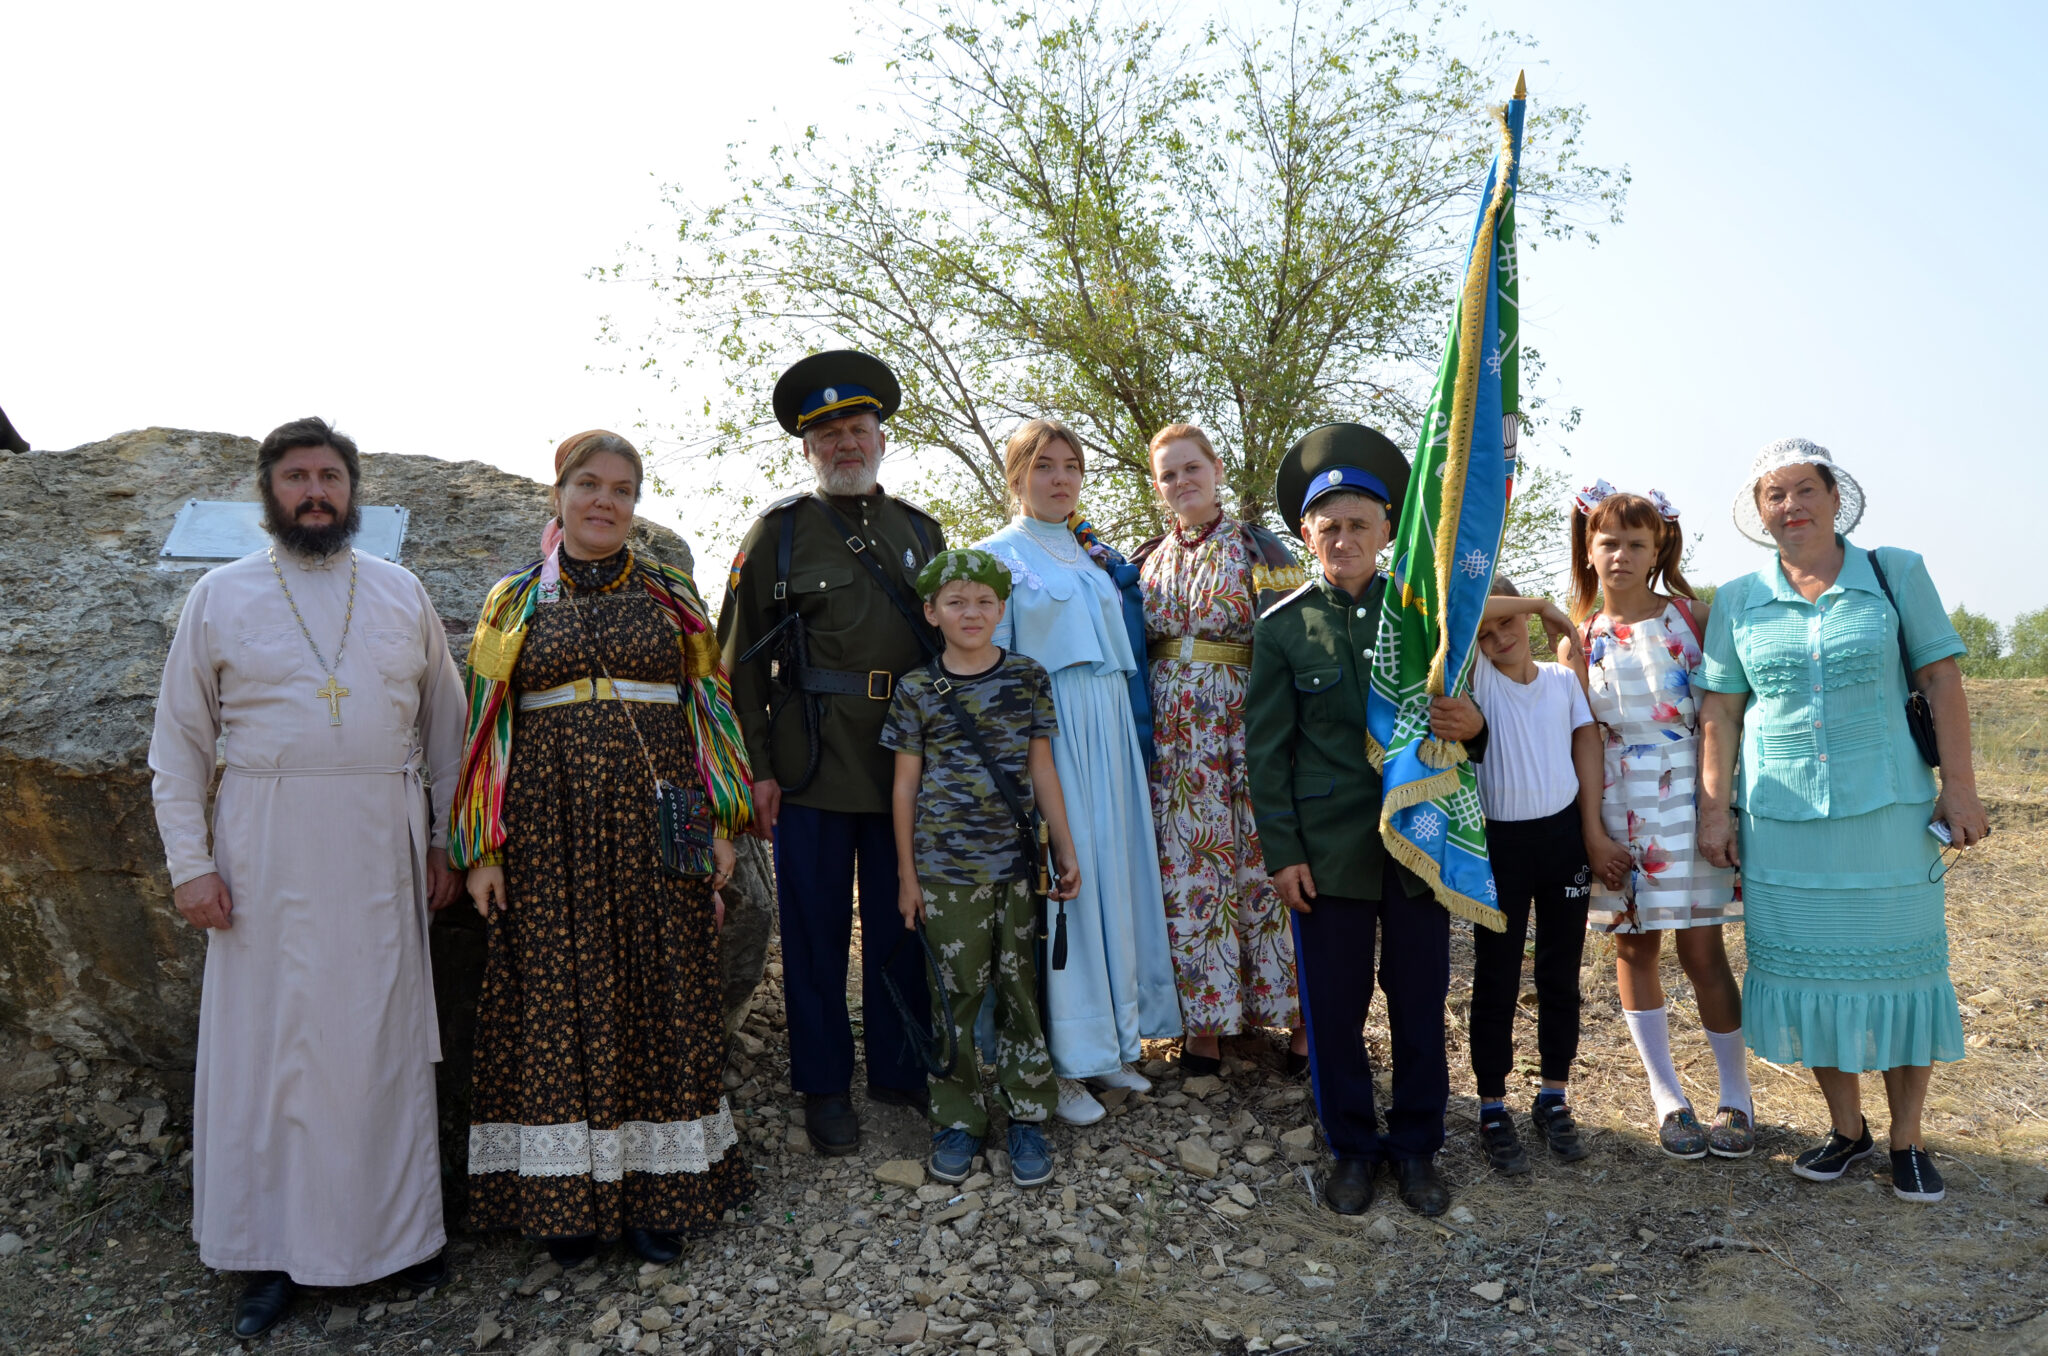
[0,427,776,1072]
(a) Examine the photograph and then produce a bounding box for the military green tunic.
[1244,574,1426,901]
[717,488,946,815]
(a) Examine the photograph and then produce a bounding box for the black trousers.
[1290,859,1450,1163]
[773,804,929,1096]
[1469,805,1591,1099]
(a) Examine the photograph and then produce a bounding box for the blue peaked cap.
[1300,465,1392,517]
[797,383,885,431]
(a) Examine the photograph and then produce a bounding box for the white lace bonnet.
[1731,437,1864,546]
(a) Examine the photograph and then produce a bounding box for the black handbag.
[1865,549,1941,768]
[926,660,1065,970]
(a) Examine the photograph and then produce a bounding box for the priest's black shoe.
[1322,1158,1376,1215]
[806,1092,861,1155]
[1393,1155,1450,1217]
[394,1252,448,1289]
[626,1228,683,1264]
[232,1271,296,1339]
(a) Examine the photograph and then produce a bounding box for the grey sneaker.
[1657,1107,1709,1160]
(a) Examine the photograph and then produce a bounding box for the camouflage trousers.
[922,878,1054,1137]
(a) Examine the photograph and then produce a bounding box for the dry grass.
[1097,678,2048,1355]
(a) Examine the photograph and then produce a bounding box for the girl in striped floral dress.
[1567,482,1752,1161]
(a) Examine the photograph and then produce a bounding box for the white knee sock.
[1623,1005,1690,1119]
[1705,1026,1753,1118]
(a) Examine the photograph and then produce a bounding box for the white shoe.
[1054,1079,1106,1126]
[1089,1063,1153,1094]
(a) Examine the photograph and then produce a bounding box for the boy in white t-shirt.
[1467,576,1610,1174]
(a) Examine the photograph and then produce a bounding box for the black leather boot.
[1393,1156,1450,1217]
[626,1228,683,1264]
[232,1271,296,1339]
[805,1092,860,1155]
[1323,1158,1376,1215]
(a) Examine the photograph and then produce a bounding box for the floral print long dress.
[1582,601,1740,933]
[1140,516,1299,1037]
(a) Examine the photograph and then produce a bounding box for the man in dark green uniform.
[717,350,947,1154]
[1245,423,1486,1218]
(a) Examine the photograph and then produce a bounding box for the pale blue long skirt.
[1040,662,1181,1076]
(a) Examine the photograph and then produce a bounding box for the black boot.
[626,1228,683,1264]
[865,1082,928,1112]
[393,1252,448,1289]
[232,1271,296,1339]
[1322,1158,1376,1215]
[805,1093,860,1155]
[543,1234,600,1268]
[1393,1156,1450,1217]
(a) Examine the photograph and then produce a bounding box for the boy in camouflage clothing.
[882,549,1081,1188]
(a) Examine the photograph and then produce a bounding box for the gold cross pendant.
[317,674,350,726]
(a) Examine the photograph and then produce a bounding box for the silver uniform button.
[1355,607,1367,618]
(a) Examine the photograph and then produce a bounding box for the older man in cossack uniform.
[717,351,947,1154]
[1245,424,1488,1218]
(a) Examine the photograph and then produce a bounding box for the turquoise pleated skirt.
[1738,800,1966,1072]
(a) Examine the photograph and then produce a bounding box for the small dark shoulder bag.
[1865,549,1941,768]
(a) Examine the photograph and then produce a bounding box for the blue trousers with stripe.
[1291,859,1450,1163]
[772,805,930,1097]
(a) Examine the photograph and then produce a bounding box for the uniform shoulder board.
[891,494,941,525]
[1259,579,1319,621]
[753,490,811,519]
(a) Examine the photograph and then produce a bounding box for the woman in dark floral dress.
[452,431,755,1266]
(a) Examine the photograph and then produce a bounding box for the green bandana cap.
[916,548,1012,601]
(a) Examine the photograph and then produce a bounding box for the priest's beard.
[262,486,361,557]
[808,448,881,498]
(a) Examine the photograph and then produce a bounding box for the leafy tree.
[605,0,1625,559]
[1950,605,2005,677]
[2007,607,2048,677]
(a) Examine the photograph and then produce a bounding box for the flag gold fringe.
[1425,98,1520,699]
[1379,813,1509,933]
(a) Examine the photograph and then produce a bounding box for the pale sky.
[5,2,2042,624]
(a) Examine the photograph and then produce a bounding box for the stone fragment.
[569,1345,604,1356]
[1210,1199,1250,1220]
[1967,986,2005,1008]
[1065,1337,1107,1356]
[1366,1216,1400,1243]
[1242,1142,1276,1166]
[883,1309,928,1345]
[1074,1249,1113,1275]
[1025,1326,1057,1356]
[517,1341,559,1356]
[1067,1278,1102,1301]
[1202,1318,1238,1341]
[1508,1297,1527,1314]
[812,1250,846,1283]
[1175,1138,1221,1179]
[326,1305,358,1333]
[750,1274,780,1294]
[1235,1271,1272,1293]
[0,1233,25,1258]
[1181,1075,1223,1099]
[1448,1205,1476,1226]
[1227,1182,1257,1207]
[876,1160,927,1189]
[1585,1262,1617,1276]
[590,1308,622,1337]
[1471,1281,1505,1302]
[92,1101,138,1131]
[638,1306,673,1332]
[473,1316,506,1350]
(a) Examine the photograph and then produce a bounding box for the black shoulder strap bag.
[925,659,1065,971]
[1865,549,1941,768]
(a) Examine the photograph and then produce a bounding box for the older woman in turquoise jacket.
[1697,439,1988,1206]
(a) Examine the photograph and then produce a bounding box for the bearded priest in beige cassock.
[148,418,467,1339]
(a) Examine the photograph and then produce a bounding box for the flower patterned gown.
[1583,601,1740,932]
[1140,516,1299,1037]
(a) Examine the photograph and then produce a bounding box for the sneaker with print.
[1657,1106,1709,1160]
[1708,1106,1756,1159]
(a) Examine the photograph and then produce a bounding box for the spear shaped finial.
[1514,69,1527,100]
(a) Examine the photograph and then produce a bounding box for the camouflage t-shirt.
[879,650,1060,885]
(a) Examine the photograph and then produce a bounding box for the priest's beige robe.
[149,545,465,1285]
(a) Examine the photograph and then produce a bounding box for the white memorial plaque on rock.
[158,500,410,565]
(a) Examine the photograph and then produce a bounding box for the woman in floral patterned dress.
[1133,425,1309,1077]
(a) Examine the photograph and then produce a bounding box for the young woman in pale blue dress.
[977,419,1181,1125]
[1698,440,1987,1204]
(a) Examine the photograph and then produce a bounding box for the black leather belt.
[795,665,895,700]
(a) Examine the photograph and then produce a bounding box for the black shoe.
[543,1234,600,1268]
[805,1092,861,1155]
[1393,1156,1450,1217]
[1478,1110,1530,1175]
[626,1228,683,1263]
[1323,1158,1376,1215]
[393,1252,448,1289]
[232,1271,295,1339]
[1284,1050,1310,1078]
[1791,1117,1875,1182]
[865,1082,928,1112]
[1180,1051,1222,1077]
[1889,1147,1946,1203]
[1529,1097,1590,1162]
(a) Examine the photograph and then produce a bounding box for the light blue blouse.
[1696,539,1963,823]
[981,517,1139,677]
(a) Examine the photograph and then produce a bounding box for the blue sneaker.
[929,1128,981,1184]
[1008,1123,1054,1188]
